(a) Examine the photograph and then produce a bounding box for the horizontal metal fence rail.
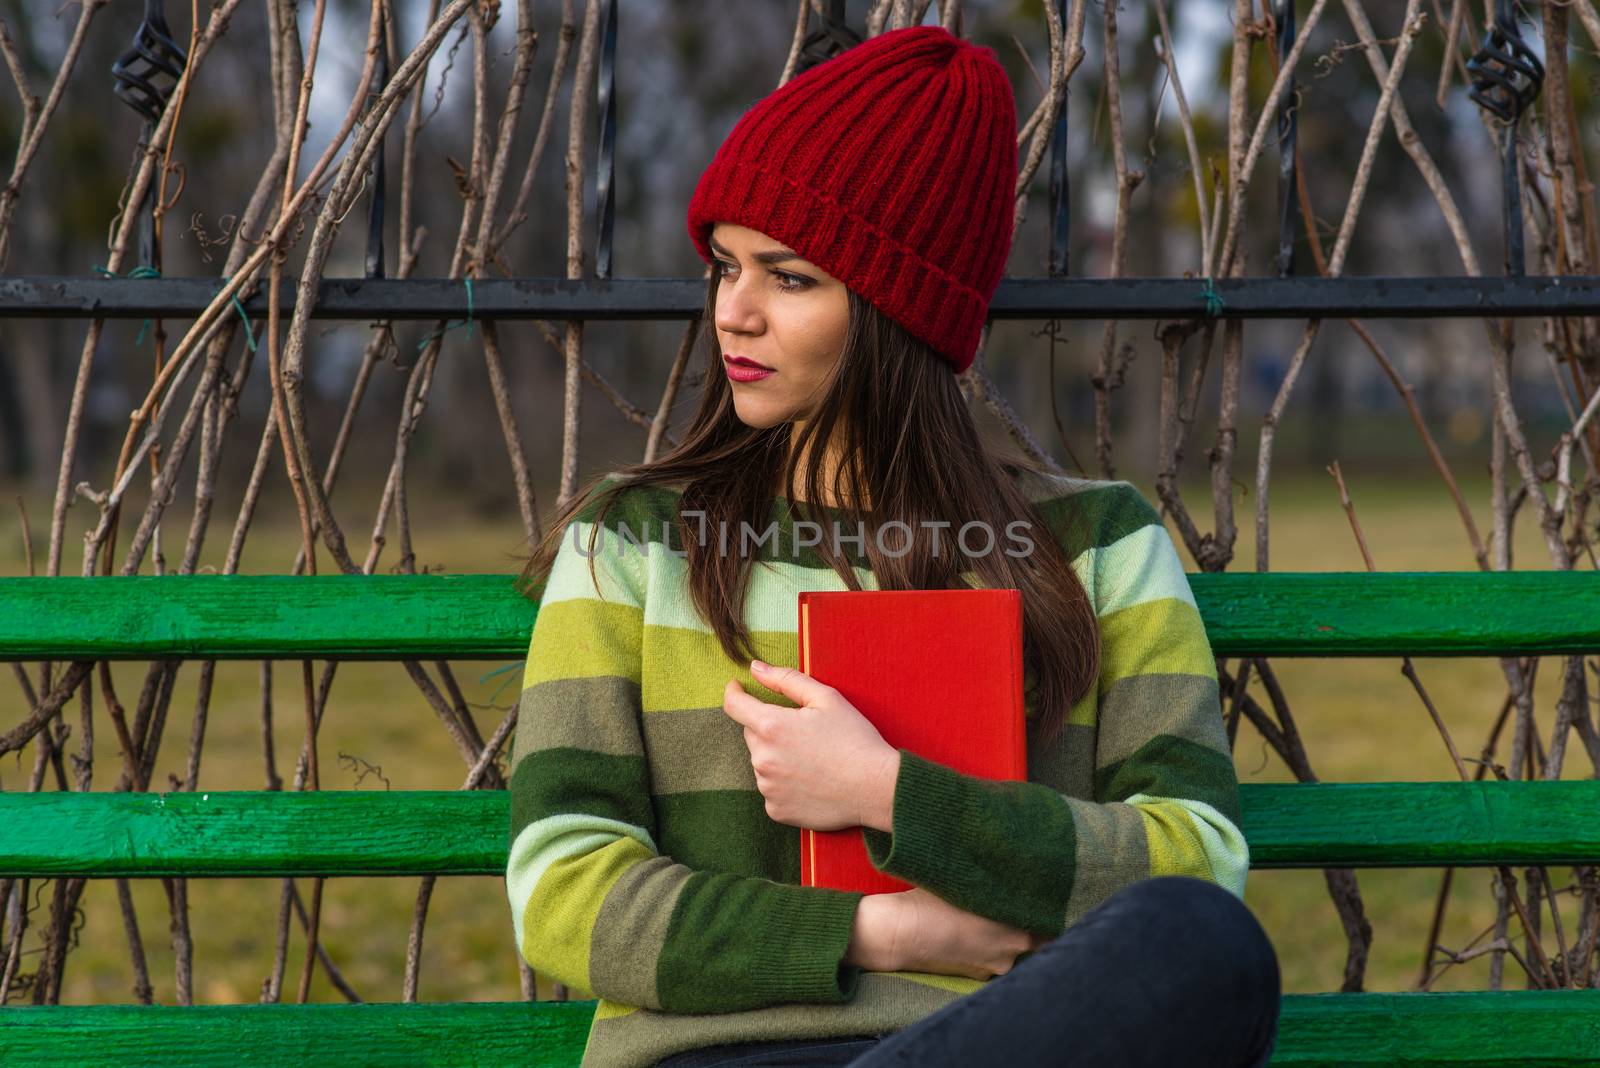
[8,275,1600,321]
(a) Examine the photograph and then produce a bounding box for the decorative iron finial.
[795,0,862,76]
[1466,4,1543,124]
[112,0,189,124]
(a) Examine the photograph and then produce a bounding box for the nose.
[714,271,763,338]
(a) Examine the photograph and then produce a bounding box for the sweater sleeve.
[506,496,867,1013]
[859,481,1248,937]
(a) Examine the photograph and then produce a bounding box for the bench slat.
[0,791,508,877]
[0,575,530,661]
[1241,780,1600,868]
[0,1001,593,1066]
[1273,989,1600,1066]
[2,994,1597,1067]
[3,571,1599,661]
[3,783,1598,877]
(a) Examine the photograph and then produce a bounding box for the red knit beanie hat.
[686,25,1017,375]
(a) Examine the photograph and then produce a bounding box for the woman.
[507,24,1279,1068]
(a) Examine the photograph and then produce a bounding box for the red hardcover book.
[796,588,1027,896]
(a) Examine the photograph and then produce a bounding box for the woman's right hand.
[865,886,1041,980]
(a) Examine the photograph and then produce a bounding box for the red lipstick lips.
[724,354,775,382]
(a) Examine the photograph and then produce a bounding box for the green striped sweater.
[505,469,1248,1068]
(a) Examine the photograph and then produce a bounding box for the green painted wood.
[0,1001,595,1067]
[1272,990,1600,1065]
[1187,570,1600,657]
[3,571,1600,661]
[1239,780,1600,869]
[5,782,1600,878]
[4,572,1589,1067]
[0,791,508,877]
[3,993,1599,1067]
[0,575,534,661]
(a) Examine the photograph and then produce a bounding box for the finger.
[721,678,771,731]
[750,658,832,705]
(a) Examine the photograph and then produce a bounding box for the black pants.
[654,875,1281,1068]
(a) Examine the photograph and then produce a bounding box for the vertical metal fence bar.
[595,0,617,280]
[111,0,188,274]
[1500,115,1524,276]
[136,123,159,271]
[1047,0,1071,278]
[1274,0,1297,278]
[1466,0,1544,278]
[365,19,390,281]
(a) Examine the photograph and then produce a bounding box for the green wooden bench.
[3,571,1600,1066]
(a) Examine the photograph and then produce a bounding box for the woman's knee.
[1069,877,1279,998]
[995,877,1280,1065]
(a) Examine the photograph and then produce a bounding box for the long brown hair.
[518,274,1101,751]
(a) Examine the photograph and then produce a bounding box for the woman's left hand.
[723,659,901,833]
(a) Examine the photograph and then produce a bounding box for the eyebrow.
[707,237,808,268]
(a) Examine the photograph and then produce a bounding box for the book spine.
[798,594,813,887]
[1012,589,1026,777]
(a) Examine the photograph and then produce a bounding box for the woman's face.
[710,222,849,431]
